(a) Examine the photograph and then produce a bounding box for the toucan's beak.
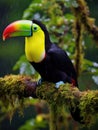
[3,20,32,41]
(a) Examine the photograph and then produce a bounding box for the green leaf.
[92,76,98,85]
[65,0,79,8]
[83,59,98,75]
[13,55,36,75]
[65,13,75,22]
[19,118,48,130]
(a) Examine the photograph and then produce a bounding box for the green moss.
[0,75,31,120]
[80,91,98,125]
[1,75,98,126]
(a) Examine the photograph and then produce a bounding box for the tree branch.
[0,75,37,98]
[0,75,98,125]
[72,0,98,76]
[72,0,98,43]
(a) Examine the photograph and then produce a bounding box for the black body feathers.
[30,20,84,123]
[32,20,78,86]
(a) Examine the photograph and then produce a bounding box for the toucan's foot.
[55,81,64,88]
[37,78,43,86]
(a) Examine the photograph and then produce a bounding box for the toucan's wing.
[48,43,78,84]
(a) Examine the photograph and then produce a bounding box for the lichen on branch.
[0,75,98,125]
[72,0,98,43]
[72,0,98,76]
[0,75,37,98]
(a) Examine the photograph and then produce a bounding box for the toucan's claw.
[37,78,43,86]
[55,81,64,88]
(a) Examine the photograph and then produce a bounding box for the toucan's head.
[3,20,51,63]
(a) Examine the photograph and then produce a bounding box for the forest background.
[0,0,98,130]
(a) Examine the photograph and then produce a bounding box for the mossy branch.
[72,0,98,43]
[72,0,98,76]
[0,74,98,126]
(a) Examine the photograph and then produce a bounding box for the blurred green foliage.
[0,0,32,76]
[13,55,35,75]
[19,117,48,130]
[0,0,98,130]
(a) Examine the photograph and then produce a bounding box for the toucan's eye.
[33,24,39,32]
[33,26,37,31]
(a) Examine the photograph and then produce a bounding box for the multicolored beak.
[3,20,33,41]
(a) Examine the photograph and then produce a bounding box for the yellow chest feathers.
[25,29,45,63]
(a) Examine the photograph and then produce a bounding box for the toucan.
[2,20,84,123]
[3,19,78,87]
